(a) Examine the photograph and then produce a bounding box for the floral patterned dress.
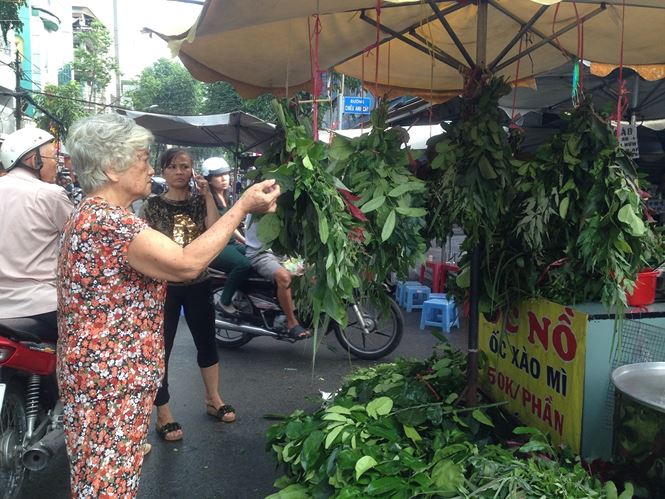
[57,196,166,498]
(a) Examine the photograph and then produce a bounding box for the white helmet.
[201,157,231,178]
[0,127,55,171]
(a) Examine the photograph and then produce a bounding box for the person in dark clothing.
[139,148,237,442]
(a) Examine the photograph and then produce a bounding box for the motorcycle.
[209,268,404,360]
[0,319,64,499]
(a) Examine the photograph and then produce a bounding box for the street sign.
[343,96,372,115]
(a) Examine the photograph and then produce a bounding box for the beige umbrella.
[147,0,665,101]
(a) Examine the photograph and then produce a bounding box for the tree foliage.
[127,58,202,115]
[203,81,276,122]
[72,20,119,104]
[33,81,88,138]
[0,0,26,43]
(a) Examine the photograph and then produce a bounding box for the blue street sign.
[343,96,372,115]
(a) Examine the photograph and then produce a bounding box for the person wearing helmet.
[203,157,252,316]
[0,127,74,338]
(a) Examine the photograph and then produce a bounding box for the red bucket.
[626,270,659,307]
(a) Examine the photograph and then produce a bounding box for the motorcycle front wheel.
[212,286,254,348]
[333,296,404,360]
[0,382,27,499]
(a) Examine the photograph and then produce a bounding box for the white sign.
[0,383,5,413]
[617,124,640,159]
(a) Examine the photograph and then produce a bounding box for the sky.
[77,0,203,78]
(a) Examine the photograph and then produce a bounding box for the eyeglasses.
[164,163,192,171]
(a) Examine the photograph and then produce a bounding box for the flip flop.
[287,324,311,340]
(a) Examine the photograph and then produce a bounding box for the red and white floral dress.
[57,196,166,498]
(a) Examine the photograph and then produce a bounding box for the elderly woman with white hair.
[56,113,280,498]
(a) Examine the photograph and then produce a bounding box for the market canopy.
[145,0,665,101]
[116,109,276,154]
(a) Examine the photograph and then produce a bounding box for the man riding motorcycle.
[0,127,74,340]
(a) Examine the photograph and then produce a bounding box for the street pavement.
[18,310,468,499]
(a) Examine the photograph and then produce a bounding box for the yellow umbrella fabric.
[146,0,665,100]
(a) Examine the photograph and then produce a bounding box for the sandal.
[286,324,311,341]
[206,403,236,423]
[156,421,183,441]
[142,443,152,456]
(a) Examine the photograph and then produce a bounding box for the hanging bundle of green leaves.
[425,76,523,312]
[329,102,428,290]
[519,102,663,308]
[266,343,629,498]
[253,100,365,326]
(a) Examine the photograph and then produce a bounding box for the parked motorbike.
[209,268,403,360]
[0,319,64,499]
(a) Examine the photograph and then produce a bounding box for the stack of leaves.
[266,342,629,498]
[329,102,427,291]
[253,101,364,326]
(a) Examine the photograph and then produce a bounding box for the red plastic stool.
[419,261,459,293]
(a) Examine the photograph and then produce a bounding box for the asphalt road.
[17,310,468,499]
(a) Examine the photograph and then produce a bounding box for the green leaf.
[388,182,424,197]
[325,424,346,449]
[472,409,494,427]
[559,196,570,219]
[300,430,325,472]
[431,459,464,493]
[366,397,393,419]
[617,204,646,236]
[478,155,497,179]
[355,455,377,480]
[302,155,314,170]
[456,266,470,289]
[395,207,427,217]
[265,483,309,499]
[256,213,281,244]
[329,136,354,161]
[403,424,422,442]
[381,210,396,241]
[366,476,405,496]
[360,195,386,214]
[327,405,352,415]
[318,215,329,244]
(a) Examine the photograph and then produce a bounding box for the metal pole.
[466,0,488,409]
[338,74,345,130]
[14,50,21,130]
[113,0,122,102]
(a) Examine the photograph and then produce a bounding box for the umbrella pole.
[466,0,488,408]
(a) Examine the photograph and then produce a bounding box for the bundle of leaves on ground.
[266,342,628,498]
[253,100,364,326]
[329,102,427,293]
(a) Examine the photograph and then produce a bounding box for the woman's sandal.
[156,421,183,441]
[141,443,152,456]
[206,403,236,423]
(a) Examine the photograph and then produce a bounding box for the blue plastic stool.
[403,284,431,312]
[419,298,459,332]
[429,293,447,300]
[395,280,421,306]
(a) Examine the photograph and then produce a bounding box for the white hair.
[66,113,154,193]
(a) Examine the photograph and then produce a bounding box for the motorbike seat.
[0,318,56,344]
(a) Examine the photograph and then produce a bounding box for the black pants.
[155,279,219,407]
[25,310,58,342]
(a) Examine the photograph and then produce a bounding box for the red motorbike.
[0,319,64,499]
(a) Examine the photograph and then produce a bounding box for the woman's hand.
[193,173,210,195]
[237,180,281,215]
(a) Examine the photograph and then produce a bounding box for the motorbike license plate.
[0,383,5,413]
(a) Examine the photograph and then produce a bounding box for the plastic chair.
[419,298,459,333]
[395,280,421,306]
[403,284,431,312]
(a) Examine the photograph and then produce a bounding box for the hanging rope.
[509,35,524,131]
[308,14,323,140]
[373,0,381,105]
[613,0,628,138]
